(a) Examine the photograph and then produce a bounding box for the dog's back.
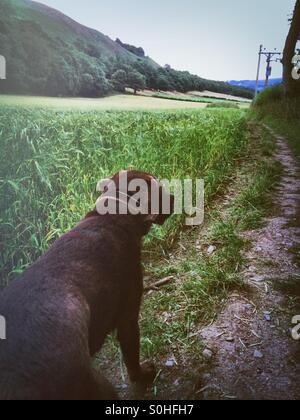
[0,214,139,400]
[0,170,173,400]
[0,264,92,400]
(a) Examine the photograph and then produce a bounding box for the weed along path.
[199,126,300,400]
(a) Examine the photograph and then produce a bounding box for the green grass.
[253,85,300,154]
[253,85,300,120]
[0,106,248,286]
[253,86,300,165]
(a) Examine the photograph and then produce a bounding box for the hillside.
[0,0,253,98]
[229,78,282,92]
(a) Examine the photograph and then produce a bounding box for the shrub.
[207,102,239,109]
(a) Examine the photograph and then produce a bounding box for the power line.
[254,45,282,97]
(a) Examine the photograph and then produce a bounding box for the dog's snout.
[151,187,174,226]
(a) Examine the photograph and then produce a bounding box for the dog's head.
[94,170,174,233]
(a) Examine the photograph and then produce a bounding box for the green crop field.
[0,104,248,286]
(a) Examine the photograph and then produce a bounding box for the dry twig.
[144,276,175,292]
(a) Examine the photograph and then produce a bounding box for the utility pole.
[254,45,282,97]
[255,45,263,98]
[265,53,273,87]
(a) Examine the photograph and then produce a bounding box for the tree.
[126,70,146,94]
[79,59,110,97]
[156,74,170,91]
[135,61,158,89]
[46,56,74,96]
[282,0,300,97]
[93,66,111,96]
[80,73,94,96]
[111,69,127,92]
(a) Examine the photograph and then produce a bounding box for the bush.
[207,102,239,109]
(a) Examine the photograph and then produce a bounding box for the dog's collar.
[96,191,145,215]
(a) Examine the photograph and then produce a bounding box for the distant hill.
[0,0,254,98]
[228,78,282,92]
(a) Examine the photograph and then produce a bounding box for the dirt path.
[199,126,300,400]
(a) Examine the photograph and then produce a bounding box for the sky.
[37,0,297,81]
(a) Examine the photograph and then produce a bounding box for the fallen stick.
[144,276,175,292]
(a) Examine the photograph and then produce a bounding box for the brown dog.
[0,170,174,400]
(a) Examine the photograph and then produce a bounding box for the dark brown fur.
[0,171,174,400]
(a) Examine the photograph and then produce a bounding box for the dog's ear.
[85,209,100,219]
[144,213,172,226]
[144,214,160,225]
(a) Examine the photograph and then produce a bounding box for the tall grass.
[253,85,300,120]
[252,84,300,162]
[0,107,248,286]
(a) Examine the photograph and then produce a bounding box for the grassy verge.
[252,85,300,163]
